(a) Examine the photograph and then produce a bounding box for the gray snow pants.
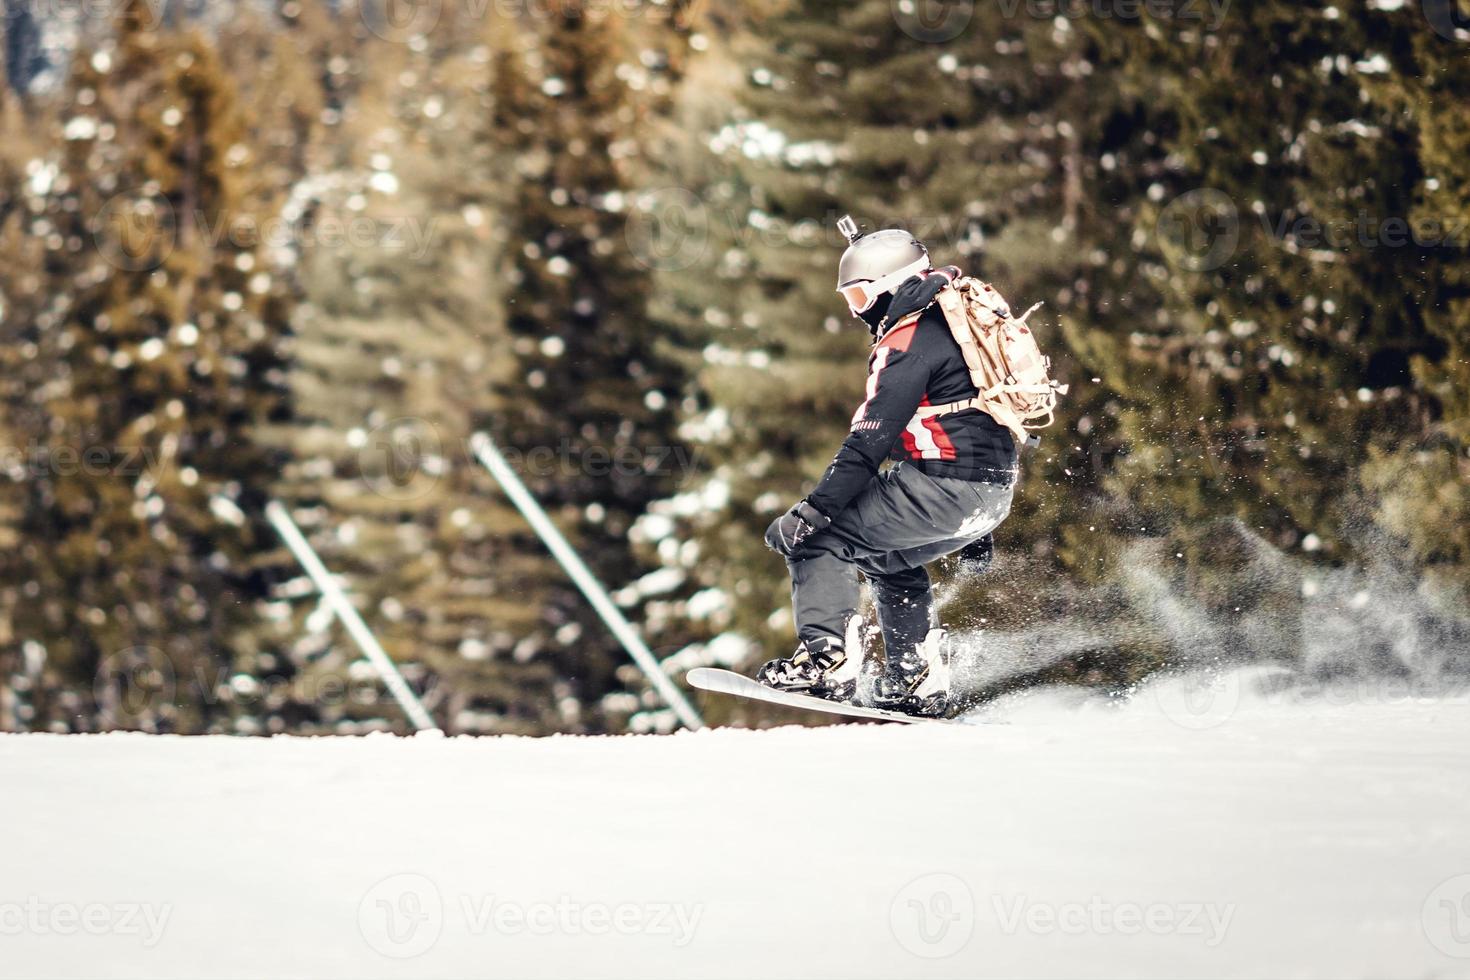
[788,462,1015,669]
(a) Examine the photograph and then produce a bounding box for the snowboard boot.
[756,636,854,701]
[871,628,950,718]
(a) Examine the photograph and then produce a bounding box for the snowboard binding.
[867,629,951,719]
[755,636,853,701]
[756,628,953,719]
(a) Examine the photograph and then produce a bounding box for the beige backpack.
[914,276,1068,448]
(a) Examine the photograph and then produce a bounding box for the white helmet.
[835,215,931,316]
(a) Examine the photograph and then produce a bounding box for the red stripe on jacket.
[877,322,918,352]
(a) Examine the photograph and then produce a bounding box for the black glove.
[884,267,959,326]
[764,500,832,559]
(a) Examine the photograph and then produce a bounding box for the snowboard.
[685,667,950,725]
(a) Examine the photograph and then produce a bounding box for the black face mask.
[858,293,894,338]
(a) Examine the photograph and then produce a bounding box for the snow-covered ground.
[3,678,1469,979]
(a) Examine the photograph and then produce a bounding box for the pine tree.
[1095,1,1470,582]
[1353,4,1470,604]
[1,10,293,732]
[483,4,700,730]
[265,19,571,734]
[259,5,703,734]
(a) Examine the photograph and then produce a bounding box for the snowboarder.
[757,218,1019,717]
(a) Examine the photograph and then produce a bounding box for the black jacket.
[806,270,1018,519]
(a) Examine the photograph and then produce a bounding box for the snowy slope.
[2,681,1469,980]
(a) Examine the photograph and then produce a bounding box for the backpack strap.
[918,380,1066,419]
[916,396,1033,448]
[874,309,923,342]
[914,397,984,419]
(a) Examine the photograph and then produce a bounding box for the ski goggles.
[836,258,933,315]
